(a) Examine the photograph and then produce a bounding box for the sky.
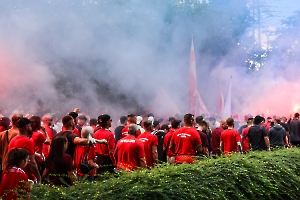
[1,0,300,120]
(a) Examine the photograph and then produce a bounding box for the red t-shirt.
[163,129,175,157]
[0,167,30,200]
[137,131,158,167]
[220,128,241,155]
[170,127,202,163]
[211,127,224,155]
[74,145,96,177]
[121,125,141,139]
[31,130,46,163]
[114,135,145,171]
[93,128,115,156]
[242,127,251,152]
[8,135,35,180]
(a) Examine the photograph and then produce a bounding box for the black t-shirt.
[55,131,78,158]
[280,123,289,133]
[268,125,286,147]
[289,120,300,142]
[248,125,268,151]
[114,125,125,144]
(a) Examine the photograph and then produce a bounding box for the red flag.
[189,36,197,115]
[216,86,224,116]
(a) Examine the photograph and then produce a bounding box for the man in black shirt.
[114,116,127,144]
[289,113,300,146]
[248,115,270,151]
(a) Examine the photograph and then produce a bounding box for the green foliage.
[31,148,300,199]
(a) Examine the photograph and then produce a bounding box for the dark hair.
[295,113,300,118]
[171,119,181,129]
[195,116,203,124]
[254,116,262,125]
[127,114,136,123]
[143,120,153,129]
[198,120,208,127]
[275,119,281,124]
[120,116,127,124]
[226,118,234,127]
[29,116,41,131]
[184,113,194,125]
[62,115,73,126]
[160,124,169,131]
[48,136,68,173]
[7,148,29,170]
[148,113,154,117]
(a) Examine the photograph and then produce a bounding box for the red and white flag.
[195,89,210,116]
[189,36,197,115]
[216,86,224,117]
[223,77,232,119]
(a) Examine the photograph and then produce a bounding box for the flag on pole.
[150,87,181,118]
[195,89,210,116]
[216,86,224,117]
[223,77,232,119]
[188,36,197,115]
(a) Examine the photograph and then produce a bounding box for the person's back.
[170,114,202,164]
[220,129,240,154]
[137,122,158,167]
[114,124,146,171]
[289,113,300,146]
[248,125,267,151]
[268,119,286,148]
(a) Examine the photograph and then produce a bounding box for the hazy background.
[0,0,300,120]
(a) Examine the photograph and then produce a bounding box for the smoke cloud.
[0,0,299,120]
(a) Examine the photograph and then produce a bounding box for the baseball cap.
[16,118,34,128]
[98,114,111,123]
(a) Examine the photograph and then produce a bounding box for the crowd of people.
[0,108,298,199]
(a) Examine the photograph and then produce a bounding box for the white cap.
[137,116,143,124]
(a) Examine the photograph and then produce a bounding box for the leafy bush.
[31,148,300,199]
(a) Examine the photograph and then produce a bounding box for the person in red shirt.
[211,120,227,157]
[74,126,106,181]
[163,119,181,164]
[29,116,50,175]
[94,114,116,174]
[114,124,146,171]
[5,117,41,183]
[137,121,158,167]
[241,118,253,153]
[121,114,141,139]
[0,148,33,200]
[220,118,242,156]
[169,114,202,164]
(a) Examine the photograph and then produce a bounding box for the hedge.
[31,148,300,199]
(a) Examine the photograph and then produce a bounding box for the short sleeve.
[235,131,241,142]
[152,135,158,146]
[137,140,145,158]
[108,133,116,150]
[67,132,78,143]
